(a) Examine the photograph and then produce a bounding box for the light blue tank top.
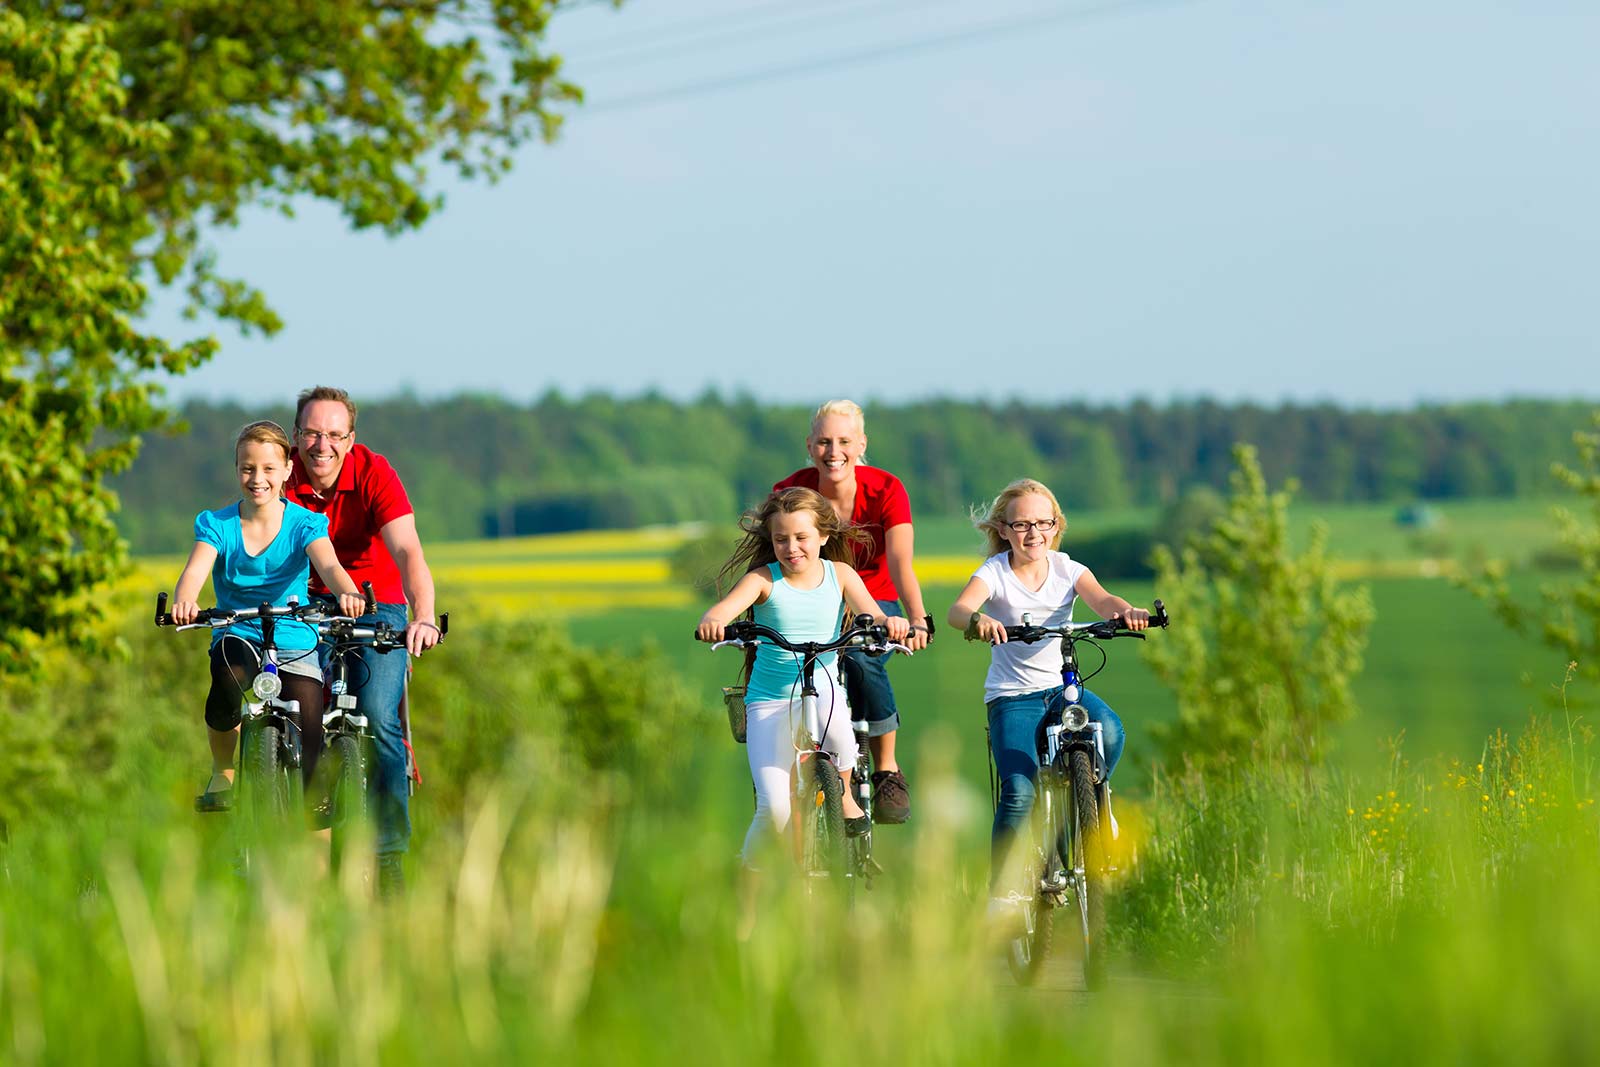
[746,561,845,703]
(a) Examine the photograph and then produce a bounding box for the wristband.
[923,614,936,638]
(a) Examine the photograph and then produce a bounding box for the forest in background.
[110,393,1595,552]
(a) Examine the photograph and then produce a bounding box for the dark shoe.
[871,769,910,824]
[195,774,233,813]
[845,814,872,838]
[378,853,405,898]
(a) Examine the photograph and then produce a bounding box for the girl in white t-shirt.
[945,478,1150,904]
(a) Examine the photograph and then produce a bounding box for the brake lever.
[710,638,752,652]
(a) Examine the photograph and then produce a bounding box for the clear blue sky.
[149,0,1600,408]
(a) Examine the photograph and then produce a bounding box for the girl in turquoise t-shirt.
[171,420,367,813]
[695,487,911,866]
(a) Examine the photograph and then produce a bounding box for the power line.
[581,0,1193,116]
[566,0,889,62]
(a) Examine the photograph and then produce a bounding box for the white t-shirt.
[971,550,1089,703]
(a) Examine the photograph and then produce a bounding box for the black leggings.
[206,640,325,785]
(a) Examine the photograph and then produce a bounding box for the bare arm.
[171,542,219,625]
[379,513,440,655]
[838,564,911,642]
[307,537,369,618]
[1074,569,1150,630]
[947,575,1008,644]
[884,523,929,651]
[695,570,772,643]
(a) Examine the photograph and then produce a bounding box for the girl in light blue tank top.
[694,488,913,868]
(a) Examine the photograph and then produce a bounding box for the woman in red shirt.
[774,399,932,822]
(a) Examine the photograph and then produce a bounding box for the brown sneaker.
[871,769,910,824]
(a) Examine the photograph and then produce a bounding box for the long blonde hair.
[715,487,868,592]
[972,478,1068,556]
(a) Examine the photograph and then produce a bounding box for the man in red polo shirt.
[288,385,440,894]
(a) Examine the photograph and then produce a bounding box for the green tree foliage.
[109,396,1597,553]
[1465,411,1600,688]
[1143,444,1374,771]
[1,2,578,671]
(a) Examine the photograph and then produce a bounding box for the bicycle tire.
[1069,748,1108,990]
[801,757,846,891]
[237,721,299,849]
[1007,778,1057,985]
[328,733,371,872]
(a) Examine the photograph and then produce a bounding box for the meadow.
[5,494,1594,1063]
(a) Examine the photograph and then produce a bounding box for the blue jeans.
[320,599,411,855]
[986,685,1123,884]
[837,599,903,738]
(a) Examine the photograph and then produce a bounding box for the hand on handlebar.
[970,612,1009,645]
[882,615,911,644]
[405,620,442,656]
[695,614,729,643]
[172,599,201,625]
[337,592,368,620]
[1111,607,1151,632]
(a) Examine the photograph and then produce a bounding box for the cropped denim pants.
[986,685,1123,886]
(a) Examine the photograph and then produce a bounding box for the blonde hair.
[715,487,869,593]
[973,478,1068,556]
[808,398,866,437]
[234,420,294,464]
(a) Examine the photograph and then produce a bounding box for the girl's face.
[807,414,867,488]
[237,440,292,507]
[1002,493,1059,564]
[770,509,828,576]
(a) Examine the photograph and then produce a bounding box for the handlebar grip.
[438,612,449,637]
[155,593,168,626]
[1152,599,1170,627]
[362,581,376,616]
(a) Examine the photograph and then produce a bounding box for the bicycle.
[712,614,911,900]
[314,608,448,873]
[995,600,1168,990]
[155,591,347,860]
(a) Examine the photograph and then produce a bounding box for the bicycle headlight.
[252,671,283,701]
[1062,703,1090,731]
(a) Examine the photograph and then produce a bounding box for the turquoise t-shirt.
[194,500,329,651]
[746,561,845,703]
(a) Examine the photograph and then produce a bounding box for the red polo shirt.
[773,465,912,602]
[287,443,413,603]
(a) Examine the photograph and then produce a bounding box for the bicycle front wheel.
[800,757,846,891]
[237,721,300,849]
[328,733,372,872]
[1068,748,1108,990]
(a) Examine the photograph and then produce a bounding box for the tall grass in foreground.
[5,596,1600,1063]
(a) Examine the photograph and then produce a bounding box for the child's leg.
[985,689,1054,891]
[741,699,796,867]
[817,683,864,819]
[204,643,255,789]
[1080,688,1124,777]
[281,671,326,789]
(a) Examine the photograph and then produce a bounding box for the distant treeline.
[110,394,1596,552]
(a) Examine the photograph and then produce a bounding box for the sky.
[147,0,1600,408]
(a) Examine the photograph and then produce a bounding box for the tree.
[1142,444,1374,771]
[1,1,581,671]
[1464,411,1600,691]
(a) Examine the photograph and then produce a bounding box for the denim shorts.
[838,598,903,738]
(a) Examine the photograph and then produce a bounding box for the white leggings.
[742,671,859,867]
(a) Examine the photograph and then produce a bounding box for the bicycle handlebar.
[154,592,328,631]
[154,592,451,651]
[1003,599,1170,644]
[708,614,912,658]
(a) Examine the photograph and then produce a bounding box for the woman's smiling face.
[807,413,866,488]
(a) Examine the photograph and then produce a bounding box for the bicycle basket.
[722,685,747,744]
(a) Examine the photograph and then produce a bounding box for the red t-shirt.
[773,464,912,602]
[286,444,413,603]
